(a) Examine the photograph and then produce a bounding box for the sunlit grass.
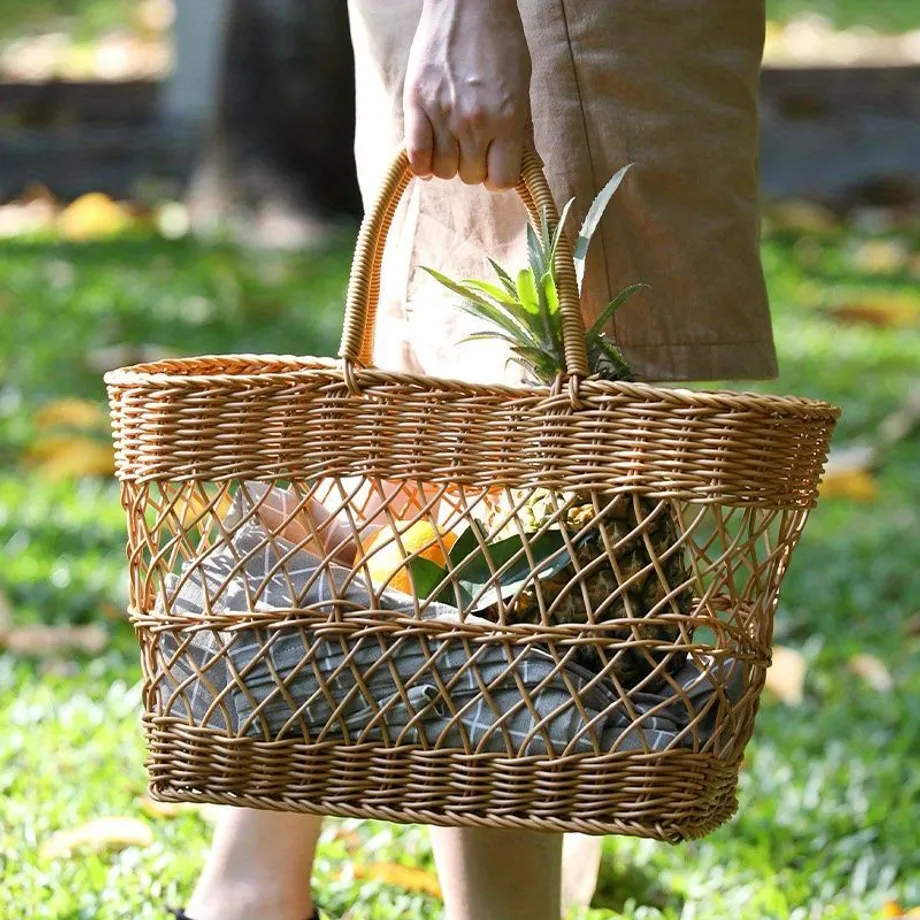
[1,219,918,918]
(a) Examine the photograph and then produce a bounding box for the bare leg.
[430,826,563,920]
[184,808,322,920]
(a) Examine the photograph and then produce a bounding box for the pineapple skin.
[484,491,691,688]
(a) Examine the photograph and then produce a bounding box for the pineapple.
[425,166,691,687]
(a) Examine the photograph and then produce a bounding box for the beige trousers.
[347,0,777,384]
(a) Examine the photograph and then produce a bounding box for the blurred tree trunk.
[187,0,361,248]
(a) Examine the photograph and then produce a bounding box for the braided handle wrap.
[339,147,589,377]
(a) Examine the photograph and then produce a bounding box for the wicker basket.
[105,150,838,841]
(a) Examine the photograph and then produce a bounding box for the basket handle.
[338,147,589,378]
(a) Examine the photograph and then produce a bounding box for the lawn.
[0,0,917,41]
[1,211,919,919]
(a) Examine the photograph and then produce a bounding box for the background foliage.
[1,206,919,917]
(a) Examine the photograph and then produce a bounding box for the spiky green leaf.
[515,268,540,316]
[587,335,634,382]
[539,208,553,256]
[459,331,518,346]
[550,198,575,264]
[455,298,542,349]
[586,283,647,339]
[422,267,497,310]
[526,223,547,282]
[461,278,519,307]
[508,344,560,384]
[574,163,633,290]
[541,271,560,317]
[488,258,517,297]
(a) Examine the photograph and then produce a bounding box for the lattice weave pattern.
[105,152,838,841]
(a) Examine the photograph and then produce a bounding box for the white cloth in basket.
[153,494,744,757]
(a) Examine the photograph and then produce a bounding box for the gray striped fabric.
[154,501,744,756]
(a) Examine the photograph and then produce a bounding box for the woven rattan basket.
[106,150,838,841]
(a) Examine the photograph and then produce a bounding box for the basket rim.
[104,353,841,421]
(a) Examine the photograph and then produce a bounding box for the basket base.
[145,725,740,842]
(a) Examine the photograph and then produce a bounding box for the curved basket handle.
[339,147,589,378]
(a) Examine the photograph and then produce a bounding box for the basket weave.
[105,150,839,841]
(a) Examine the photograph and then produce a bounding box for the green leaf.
[585,283,647,339]
[422,267,497,310]
[462,279,519,307]
[506,352,557,384]
[541,271,560,317]
[455,296,542,348]
[550,198,575,264]
[459,529,574,612]
[447,519,487,567]
[459,331,517,345]
[574,164,633,290]
[515,268,539,315]
[406,555,449,599]
[538,270,565,372]
[587,335,634,381]
[518,342,561,380]
[488,258,518,297]
[539,207,553,256]
[527,223,547,283]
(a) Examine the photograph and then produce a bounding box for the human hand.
[403,0,532,190]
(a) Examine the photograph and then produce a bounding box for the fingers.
[484,135,524,191]
[431,131,461,180]
[457,132,488,185]
[402,80,527,187]
[405,104,434,179]
[405,115,523,189]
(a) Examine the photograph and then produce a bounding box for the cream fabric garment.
[347,0,777,383]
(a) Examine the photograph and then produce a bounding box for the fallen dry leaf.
[0,198,59,238]
[766,199,839,235]
[849,654,894,693]
[137,0,176,34]
[851,239,910,275]
[25,434,115,480]
[58,192,130,242]
[0,623,107,656]
[818,468,879,501]
[824,293,920,329]
[356,862,442,899]
[40,817,153,859]
[764,645,806,706]
[34,397,108,431]
[884,903,920,919]
[136,796,184,820]
[325,824,362,852]
[818,446,879,502]
[906,613,920,638]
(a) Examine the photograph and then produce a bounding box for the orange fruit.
[360,521,457,595]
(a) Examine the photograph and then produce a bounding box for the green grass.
[0,0,134,43]
[766,0,918,31]
[1,217,919,920]
[0,0,917,43]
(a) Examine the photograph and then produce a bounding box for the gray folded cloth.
[153,488,745,756]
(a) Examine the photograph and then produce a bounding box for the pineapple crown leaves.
[422,163,644,385]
